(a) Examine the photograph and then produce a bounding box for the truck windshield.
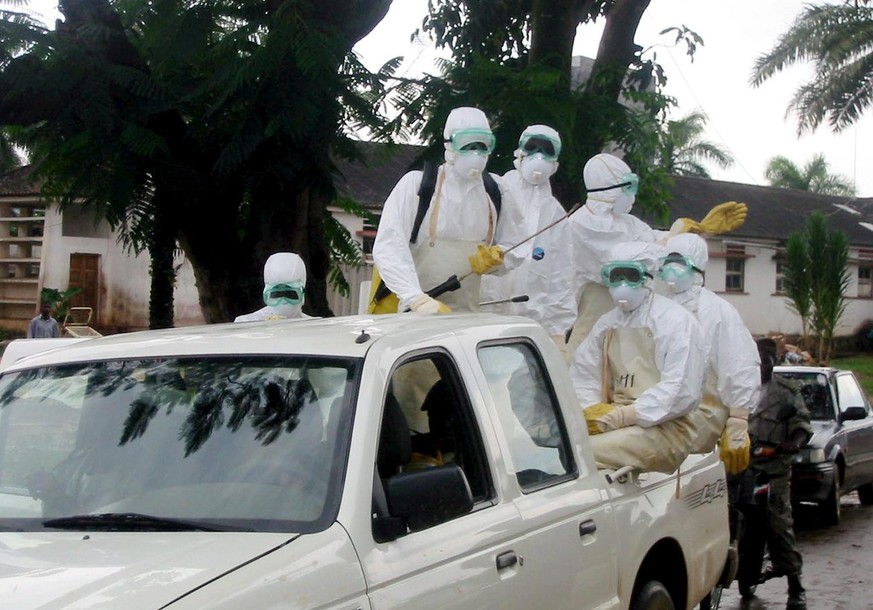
[0,355,360,533]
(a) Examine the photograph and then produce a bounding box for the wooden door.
[68,253,100,323]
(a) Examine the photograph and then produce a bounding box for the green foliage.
[1,0,394,322]
[40,286,82,322]
[658,110,734,178]
[765,154,855,195]
[324,197,369,297]
[782,211,850,363]
[751,3,873,133]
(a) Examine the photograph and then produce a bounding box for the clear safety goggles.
[600,261,652,288]
[446,128,496,156]
[586,172,639,196]
[519,134,561,160]
[263,281,305,307]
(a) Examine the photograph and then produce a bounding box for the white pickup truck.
[0,314,729,609]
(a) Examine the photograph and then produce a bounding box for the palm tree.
[659,110,734,177]
[751,2,873,133]
[0,129,21,174]
[765,154,855,195]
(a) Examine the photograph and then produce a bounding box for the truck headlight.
[794,447,826,464]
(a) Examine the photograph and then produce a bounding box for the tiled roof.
[655,175,873,246]
[334,141,426,208]
[0,165,42,196]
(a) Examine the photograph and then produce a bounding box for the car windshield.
[0,355,360,533]
[775,371,834,421]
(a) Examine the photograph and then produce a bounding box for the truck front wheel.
[632,580,675,610]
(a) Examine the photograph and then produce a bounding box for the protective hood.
[664,233,709,272]
[608,241,658,275]
[513,125,560,185]
[584,153,635,213]
[443,107,493,179]
[264,252,307,286]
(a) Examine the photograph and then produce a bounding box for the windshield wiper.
[43,512,246,532]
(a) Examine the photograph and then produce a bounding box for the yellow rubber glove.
[469,244,505,275]
[677,201,748,236]
[719,410,751,475]
[409,294,452,314]
[583,403,615,436]
[584,403,636,435]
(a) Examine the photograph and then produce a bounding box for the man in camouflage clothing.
[749,338,813,610]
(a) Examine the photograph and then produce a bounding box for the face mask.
[612,192,635,215]
[609,284,648,312]
[520,155,557,185]
[452,153,489,180]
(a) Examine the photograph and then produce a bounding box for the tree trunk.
[587,0,652,100]
[529,0,595,76]
[148,188,176,329]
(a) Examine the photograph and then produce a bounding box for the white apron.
[564,282,614,363]
[590,327,698,474]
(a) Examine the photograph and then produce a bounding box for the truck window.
[373,353,494,533]
[478,343,575,492]
[836,373,868,411]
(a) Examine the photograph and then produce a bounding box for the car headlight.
[794,447,826,464]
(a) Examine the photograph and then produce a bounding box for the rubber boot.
[786,574,806,610]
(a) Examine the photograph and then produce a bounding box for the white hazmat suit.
[558,154,669,357]
[481,125,574,339]
[234,252,309,322]
[572,241,705,473]
[371,107,527,313]
[660,233,759,474]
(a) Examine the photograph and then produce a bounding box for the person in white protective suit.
[234,252,310,322]
[555,153,748,360]
[480,125,576,349]
[658,232,760,475]
[572,241,706,474]
[369,106,528,314]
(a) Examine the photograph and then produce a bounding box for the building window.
[859,266,872,298]
[775,258,784,294]
[357,214,380,262]
[725,246,745,292]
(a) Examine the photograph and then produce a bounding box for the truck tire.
[632,580,675,610]
[857,482,873,505]
[820,477,841,526]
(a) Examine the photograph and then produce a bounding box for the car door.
[359,350,531,609]
[835,371,873,490]
[475,341,620,610]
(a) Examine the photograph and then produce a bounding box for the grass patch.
[831,355,873,397]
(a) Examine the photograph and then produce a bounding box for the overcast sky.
[355,0,873,197]
[19,0,873,196]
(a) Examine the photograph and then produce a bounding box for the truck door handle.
[496,551,518,570]
[579,519,597,536]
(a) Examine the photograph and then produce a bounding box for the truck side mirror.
[377,464,473,540]
[840,406,868,422]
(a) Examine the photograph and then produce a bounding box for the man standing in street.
[750,337,813,609]
[28,302,60,338]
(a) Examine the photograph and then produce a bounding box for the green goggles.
[447,128,496,155]
[601,261,652,288]
[657,252,702,276]
[587,172,639,196]
[519,134,561,160]
[263,281,305,307]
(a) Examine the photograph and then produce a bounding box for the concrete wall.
[706,239,873,337]
[40,204,205,331]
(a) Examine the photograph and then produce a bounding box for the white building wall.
[40,204,204,330]
[705,239,873,337]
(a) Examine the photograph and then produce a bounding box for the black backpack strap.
[482,171,502,216]
[411,161,439,245]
